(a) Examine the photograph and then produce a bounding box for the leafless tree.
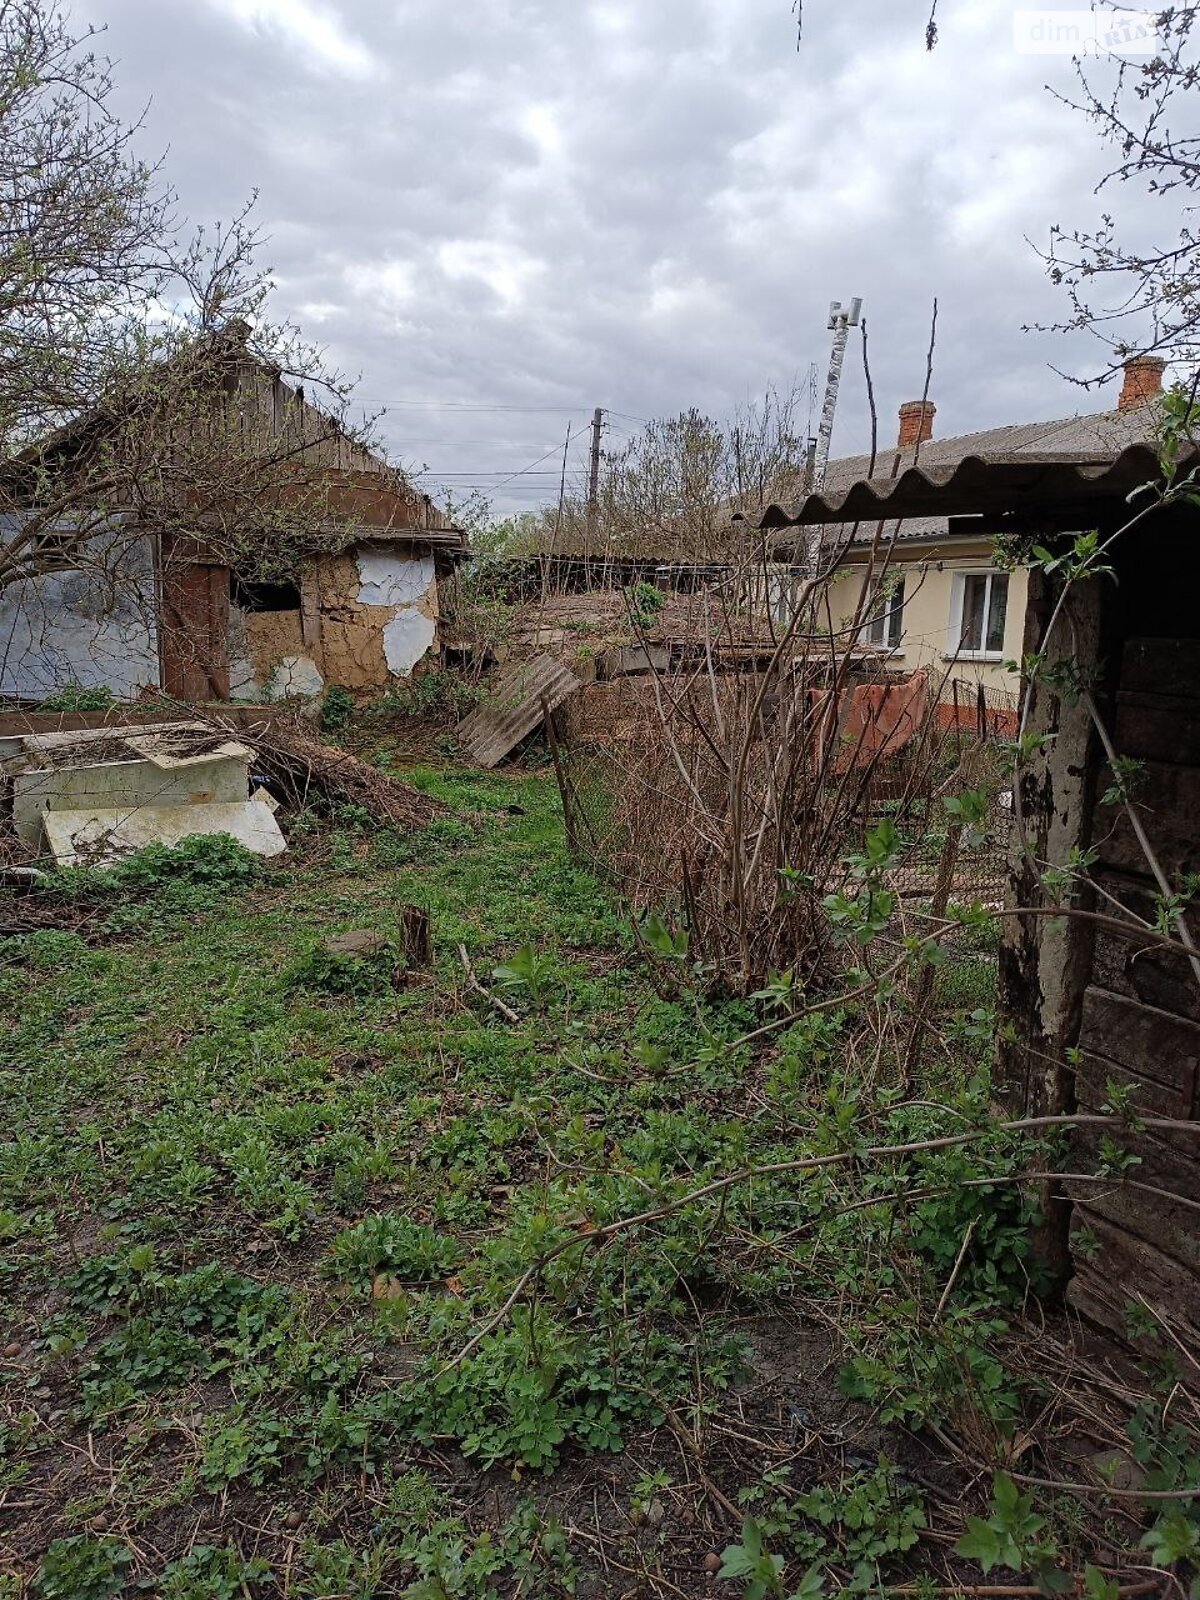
[0,1,383,606]
[531,388,810,567]
[1038,5,1200,378]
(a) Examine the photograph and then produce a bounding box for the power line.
[375,436,564,446]
[412,467,566,473]
[363,400,602,413]
[412,419,594,503]
[487,426,591,492]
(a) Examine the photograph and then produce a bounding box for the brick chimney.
[898,399,936,448]
[1118,354,1165,411]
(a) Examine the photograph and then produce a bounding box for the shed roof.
[752,443,1196,530]
[6,328,467,556]
[748,400,1173,544]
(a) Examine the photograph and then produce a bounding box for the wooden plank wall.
[158,550,230,702]
[1067,634,1200,1341]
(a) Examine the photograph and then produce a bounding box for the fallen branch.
[1008,1469,1200,1500]
[882,1585,1160,1598]
[231,719,446,830]
[654,1397,741,1524]
[440,1108,1200,1374]
[935,1215,977,1320]
[457,943,520,1024]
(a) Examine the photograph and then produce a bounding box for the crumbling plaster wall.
[0,534,160,699]
[229,543,440,701]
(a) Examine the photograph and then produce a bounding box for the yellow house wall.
[826,545,1027,702]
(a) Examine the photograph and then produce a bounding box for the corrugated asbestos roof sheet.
[751,444,1191,529]
[748,403,1173,541]
[455,654,582,768]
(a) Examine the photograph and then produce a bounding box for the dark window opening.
[33,529,78,558]
[231,573,302,613]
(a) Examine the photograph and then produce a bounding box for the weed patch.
[0,767,1180,1596]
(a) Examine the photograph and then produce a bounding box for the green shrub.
[320,684,355,735]
[796,1457,925,1571]
[42,834,263,908]
[364,670,483,723]
[154,1545,273,1600]
[283,941,397,998]
[79,1319,208,1416]
[328,1214,458,1287]
[395,1311,720,1471]
[33,1535,131,1599]
[626,580,665,628]
[38,682,116,711]
[109,833,263,890]
[67,1252,287,1416]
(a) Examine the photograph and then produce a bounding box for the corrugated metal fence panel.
[456,655,582,768]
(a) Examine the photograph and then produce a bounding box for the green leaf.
[1083,1567,1119,1600]
[991,1471,1020,1517]
[788,1564,825,1599]
[719,1546,757,1580]
[955,1518,1004,1574]
[1142,1509,1200,1565]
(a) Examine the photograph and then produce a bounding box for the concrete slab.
[125,728,253,769]
[12,752,251,843]
[12,721,196,763]
[42,800,287,866]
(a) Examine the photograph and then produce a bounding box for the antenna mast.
[807,296,861,572]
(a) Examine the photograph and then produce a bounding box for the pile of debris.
[0,721,285,867]
[0,717,445,866]
[240,722,445,830]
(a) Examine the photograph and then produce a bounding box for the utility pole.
[542,419,573,604]
[587,406,604,518]
[807,296,861,572]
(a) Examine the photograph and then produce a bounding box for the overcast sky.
[73,0,1145,513]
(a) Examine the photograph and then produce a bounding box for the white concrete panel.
[12,752,251,844]
[43,800,287,866]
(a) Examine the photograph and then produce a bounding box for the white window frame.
[945,568,1009,661]
[863,575,905,651]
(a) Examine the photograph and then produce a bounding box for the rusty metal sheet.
[456,654,582,768]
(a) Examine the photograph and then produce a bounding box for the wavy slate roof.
[750,400,1169,540]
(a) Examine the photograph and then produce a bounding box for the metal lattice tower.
[805,297,861,572]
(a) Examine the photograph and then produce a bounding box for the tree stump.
[402,905,432,969]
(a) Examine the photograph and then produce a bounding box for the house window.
[951,570,1008,657]
[864,576,905,649]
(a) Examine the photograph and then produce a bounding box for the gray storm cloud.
[72,0,1140,510]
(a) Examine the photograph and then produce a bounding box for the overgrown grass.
[0,769,1191,1597]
